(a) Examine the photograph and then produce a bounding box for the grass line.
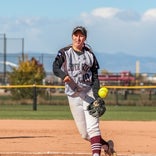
[0,105,155,121]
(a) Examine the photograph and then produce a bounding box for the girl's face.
[72,31,86,51]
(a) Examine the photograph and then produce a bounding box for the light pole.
[22,38,24,61]
[4,34,6,85]
[0,33,7,85]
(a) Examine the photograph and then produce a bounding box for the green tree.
[9,57,46,99]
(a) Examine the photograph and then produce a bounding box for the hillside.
[0,52,156,74]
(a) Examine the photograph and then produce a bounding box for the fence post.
[149,89,152,100]
[33,84,37,111]
[115,89,119,105]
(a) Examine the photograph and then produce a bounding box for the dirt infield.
[0,120,155,156]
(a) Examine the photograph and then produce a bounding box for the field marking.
[0,152,155,156]
[0,152,91,155]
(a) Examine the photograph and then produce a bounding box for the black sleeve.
[91,54,100,99]
[52,50,67,80]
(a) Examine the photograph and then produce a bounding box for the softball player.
[53,26,115,156]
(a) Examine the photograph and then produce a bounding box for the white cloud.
[15,17,48,27]
[80,7,156,57]
[142,8,156,21]
[82,7,141,22]
[91,7,120,18]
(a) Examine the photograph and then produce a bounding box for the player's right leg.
[67,95,89,140]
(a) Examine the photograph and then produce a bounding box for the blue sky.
[1,0,155,17]
[1,0,156,57]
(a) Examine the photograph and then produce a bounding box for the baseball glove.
[87,98,106,118]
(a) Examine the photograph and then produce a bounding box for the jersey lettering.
[68,63,80,71]
[82,73,91,82]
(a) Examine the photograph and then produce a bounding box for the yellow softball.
[98,87,108,98]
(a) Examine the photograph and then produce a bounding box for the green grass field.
[0,104,155,121]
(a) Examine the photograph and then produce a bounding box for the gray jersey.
[53,45,100,97]
[63,47,94,95]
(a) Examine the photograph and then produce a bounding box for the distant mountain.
[0,52,156,74]
[95,52,156,74]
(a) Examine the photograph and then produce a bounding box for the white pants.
[67,90,101,140]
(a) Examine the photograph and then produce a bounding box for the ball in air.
[98,87,108,98]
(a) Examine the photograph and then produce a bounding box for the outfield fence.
[0,85,156,111]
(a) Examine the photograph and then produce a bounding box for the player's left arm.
[90,55,100,99]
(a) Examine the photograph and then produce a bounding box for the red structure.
[98,71,135,85]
